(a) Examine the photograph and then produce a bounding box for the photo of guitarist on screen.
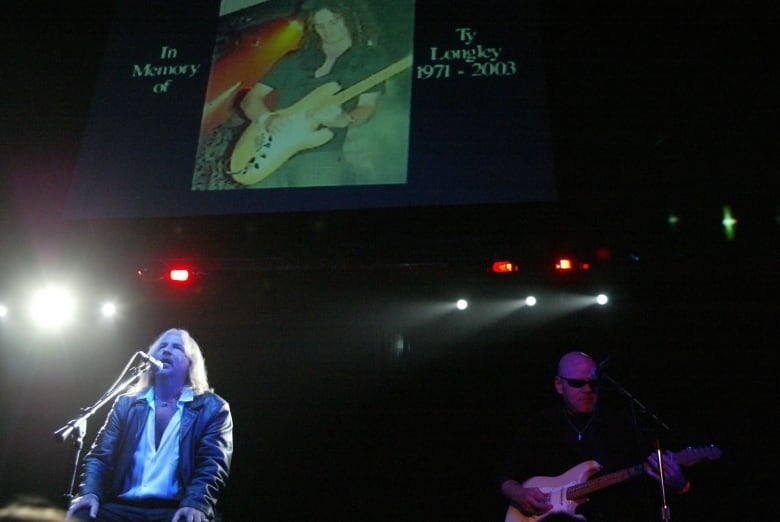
[192,0,413,191]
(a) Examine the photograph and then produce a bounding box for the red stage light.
[554,257,590,271]
[169,269,191,282]
[492,261,518,273]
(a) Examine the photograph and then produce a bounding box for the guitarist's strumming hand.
[311,104,350,128]
[501,480,552,518]
[645,449,689,493]
[263,113,291,135]
[262,105,347,138]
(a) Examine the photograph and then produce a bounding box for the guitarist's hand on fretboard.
[645,450,688,493]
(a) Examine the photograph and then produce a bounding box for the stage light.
[667,212,680,230]
[100,302,118,318]
[168,268,192,282]
[525,296,537,307]
[492,260,518,273]
[595,247,612,261]
[29,285,76,330]
[596,294,609,305]
[0,304,7,318]
[722,205,737,241]
[554,257,589,271]
[456,299,468,310]
[136,259,203,284]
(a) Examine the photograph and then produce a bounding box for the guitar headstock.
[674,445,723,467]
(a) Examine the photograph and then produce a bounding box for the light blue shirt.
[118,386,194,500]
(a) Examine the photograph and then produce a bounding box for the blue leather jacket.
[78,390,233,518]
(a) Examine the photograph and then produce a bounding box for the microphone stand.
[600,371,674,521]
[53,354,152,501]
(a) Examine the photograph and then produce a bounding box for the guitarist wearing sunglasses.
[497,352,694,522]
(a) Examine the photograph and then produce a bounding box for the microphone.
[137,352,163,371]
[591,357,609,379]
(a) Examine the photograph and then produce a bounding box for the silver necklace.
[566,415,593,441]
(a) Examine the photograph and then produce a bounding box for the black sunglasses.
[558,376,600,389]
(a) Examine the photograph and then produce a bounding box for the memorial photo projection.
[67,0,555,219]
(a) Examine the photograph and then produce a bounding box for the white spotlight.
[596,294,609,305]
[0,304,8,318]
[29,285,77,330]
[456,299,468,310]
[525,296,537,307]
[101,302,118,318]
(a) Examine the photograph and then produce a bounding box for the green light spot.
[722,205,737,241]
[667,213,679,229]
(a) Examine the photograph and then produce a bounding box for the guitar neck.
[329,54,412,106]
[566,464,645,500]
[564,444,722,501]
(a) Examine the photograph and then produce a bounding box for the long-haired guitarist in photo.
[235,0,391,188]
[497,352,701,522]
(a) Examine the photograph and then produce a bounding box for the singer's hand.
[66,493,99,519]
[172,506,208,522]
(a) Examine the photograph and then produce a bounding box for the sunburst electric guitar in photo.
[504,445,722,522]
[227,54,412,186]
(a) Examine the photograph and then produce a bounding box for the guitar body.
[228,82,342,184]
[505,460,601,522]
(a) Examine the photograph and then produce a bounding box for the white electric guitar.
[504,445,722,522]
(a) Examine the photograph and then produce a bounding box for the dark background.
[1,1,777,520]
